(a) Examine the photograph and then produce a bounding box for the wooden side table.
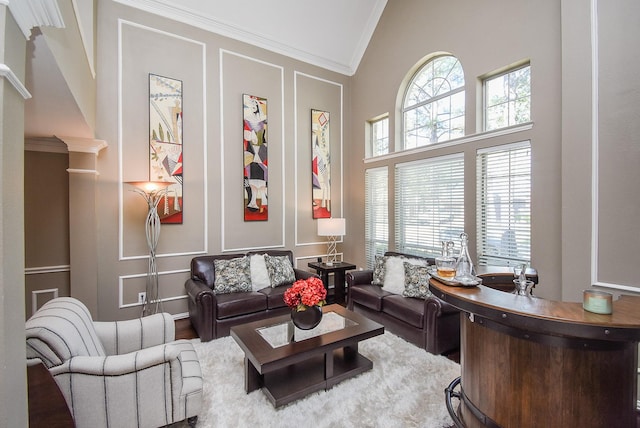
[307,261,356,305]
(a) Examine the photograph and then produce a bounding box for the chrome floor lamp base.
[128,181,173,317]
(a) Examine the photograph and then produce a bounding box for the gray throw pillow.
[213,256,251,294]
[402,262,432,299]
[371,255,388,286]
[264,254,296,287]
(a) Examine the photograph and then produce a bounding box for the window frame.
[367,115,389,158]
[483,63,531,132]
[402,55,465,150]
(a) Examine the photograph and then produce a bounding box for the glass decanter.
[513,263,534,296]
[455,232,476,283]
[435,241,456,279]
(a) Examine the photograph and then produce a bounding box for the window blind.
[365,167,388,269]
[395,154,465,258]
[476,141,531,267]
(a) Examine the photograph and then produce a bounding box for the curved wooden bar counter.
[429,279,640,428]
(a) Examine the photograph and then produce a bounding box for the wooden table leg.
[324,351,334,380]
[244,357,262,393]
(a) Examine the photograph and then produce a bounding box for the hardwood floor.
[175,317,198,340]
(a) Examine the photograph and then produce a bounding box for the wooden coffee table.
[230,304,384,407]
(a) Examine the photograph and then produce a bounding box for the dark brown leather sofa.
[347,251,461,355]
[185,250,317,342]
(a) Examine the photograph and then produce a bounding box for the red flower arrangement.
[283,277,327,311]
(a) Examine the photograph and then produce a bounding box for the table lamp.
[317,218,346,266]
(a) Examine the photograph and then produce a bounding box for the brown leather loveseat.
[185,250,317,342]
[347,251,461,355]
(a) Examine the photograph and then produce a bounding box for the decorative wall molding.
[7,0,65,39]
[25,265,70,274]
[31,288,59,315]
[117,19,208,260]
[118,268,189,309]
[293,71,344,248]
[24,137,68,153]
[112,0,383,75]
[58,136,108,154]
[219,49,285,252]
[67,168,99,175]
[0,63,32,99]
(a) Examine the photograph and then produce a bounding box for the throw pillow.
[250,254,271,291]
[371,255,387,286]
[213,256,251,294]
[382,256,407,294]
[382,256,428,295]
[264,254,296,287]
[403,262,433,299]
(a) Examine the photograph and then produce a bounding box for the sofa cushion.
[249,254,271,291]
[259,285,288,310]
[350,284,392,311]
[264,254,296,287]
[402,263,433,299]
[215,291,267,319]
[382,294,424,329]
[213,256,251,294]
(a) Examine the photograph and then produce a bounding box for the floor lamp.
[127,181,173,316]
[317,218,346,266]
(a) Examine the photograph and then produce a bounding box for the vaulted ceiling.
[23,0,387,140]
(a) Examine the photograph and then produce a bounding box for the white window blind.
[395,154,465,258]
[476,141,531,267]
[365,167,388,269]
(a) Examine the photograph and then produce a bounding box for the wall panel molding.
[219,49,285,252]
[117,19,208,260]
[293,71,344,247]
[118,268,189,309]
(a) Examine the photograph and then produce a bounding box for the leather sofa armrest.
[294,268,318,281]
[424,295,461,355]
[346,270,373,286]
[185,277,214,302]
[185,278,216,341]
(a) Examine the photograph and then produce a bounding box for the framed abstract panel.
[311,109,331,219]
[243,94,268,221]
[149,73,183,224]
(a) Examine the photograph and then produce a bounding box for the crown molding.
[57,136,108,154]
[113,0,384,75]
[7,0,65,39]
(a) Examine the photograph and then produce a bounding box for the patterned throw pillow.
[371,255,388,286]
[264,254,296,287]
[402,262,432,299]
[213,256,251,294]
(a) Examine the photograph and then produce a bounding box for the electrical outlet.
[138,292,146,304]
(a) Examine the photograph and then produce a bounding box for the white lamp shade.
[317,218,346,236]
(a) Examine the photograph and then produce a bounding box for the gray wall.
[346,0,640,302]
[346,0,563,300]
[93,1,349,320]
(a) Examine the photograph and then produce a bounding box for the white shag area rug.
[182,332,460,428]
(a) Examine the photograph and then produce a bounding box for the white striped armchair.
[25,297,202,428]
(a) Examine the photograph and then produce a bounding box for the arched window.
[403,55,465,148]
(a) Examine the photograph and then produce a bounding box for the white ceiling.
[24,0,387,140]
[117,0,387,76]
